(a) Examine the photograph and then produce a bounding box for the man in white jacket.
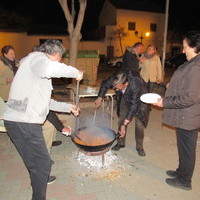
[3,40,83,200]
[139,44,163,92]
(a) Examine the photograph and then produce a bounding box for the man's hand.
[95,97,103,108]
[124,119,130,126]
[153,98,163,107]
[62,126,71,136]
[76,70,84,81]
[118,118,130,138]
[70,105,80,116]
[139,57,146,63]
[166,82,170,88]
[119,125,126,138]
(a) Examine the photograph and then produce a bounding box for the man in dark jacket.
[95,70,150,156]
[121,42,144,72]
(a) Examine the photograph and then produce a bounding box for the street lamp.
[134,31,150,43]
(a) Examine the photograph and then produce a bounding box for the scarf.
[143,52,156,59]
[1,56,18,75]
[126,47,140,58]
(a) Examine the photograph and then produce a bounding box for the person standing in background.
[153,31,200,190]
[121,42,144,72]
[139,44,163,92]
[0,45,19,101]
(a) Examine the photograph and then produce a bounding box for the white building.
[98,0,166,57]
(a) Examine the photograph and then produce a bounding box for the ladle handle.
[76,80,80,107]
[92,108,97,126]
[75,80,80,130]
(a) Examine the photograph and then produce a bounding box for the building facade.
[98,0,166,57]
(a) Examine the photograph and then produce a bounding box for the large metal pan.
[71,126,117,152]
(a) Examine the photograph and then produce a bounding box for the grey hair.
[113,72,128,86]
[37,39,66,56]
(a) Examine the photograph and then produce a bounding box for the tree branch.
[74,0,87,38]
[71,0,76,19]
[58,0,74,36]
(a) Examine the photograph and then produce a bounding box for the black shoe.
[137,149,146,157]
[52,141,62,147]
[166,178,191,190]
[112,144,125,151]
[166,170,179,178]
[47,176,57,185]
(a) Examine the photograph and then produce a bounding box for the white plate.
[140,93,161,104]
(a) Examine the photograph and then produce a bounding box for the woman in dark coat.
[154,31,200,190]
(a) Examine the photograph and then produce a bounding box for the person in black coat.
[95,70,150,156]
[121,42,144,72]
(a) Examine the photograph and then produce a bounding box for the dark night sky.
[0,0,104,34]
[0,0,199,34]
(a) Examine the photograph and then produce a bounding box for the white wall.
[104,9,165,57]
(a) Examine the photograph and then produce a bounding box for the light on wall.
[134,31,150,43]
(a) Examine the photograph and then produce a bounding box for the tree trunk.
[58,0,87,67]
[69,37,79,67]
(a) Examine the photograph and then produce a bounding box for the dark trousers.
[147,81,154,93]
[176,128,198,183]
[117,96,144,149]
[4,121,51,200]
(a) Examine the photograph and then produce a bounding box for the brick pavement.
[0,107,200,200]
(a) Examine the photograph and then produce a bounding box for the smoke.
[79,107,111,128]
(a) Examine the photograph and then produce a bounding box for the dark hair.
[1,45,14,55]
[133,42,143,48]
[113,72,128,86]
[37,39,66,56]
[183,31,200,53]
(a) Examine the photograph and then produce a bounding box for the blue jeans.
[5,121,51,200]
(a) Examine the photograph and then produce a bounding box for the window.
[150,23,157,32]
[128,22,136,31]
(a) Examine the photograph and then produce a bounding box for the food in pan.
[73,126,115,146]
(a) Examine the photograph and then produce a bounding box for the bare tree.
[58,0,87,67]
[109,25,128,55]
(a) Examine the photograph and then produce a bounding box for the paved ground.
[1,67,200,200]
[1,105,200,200]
